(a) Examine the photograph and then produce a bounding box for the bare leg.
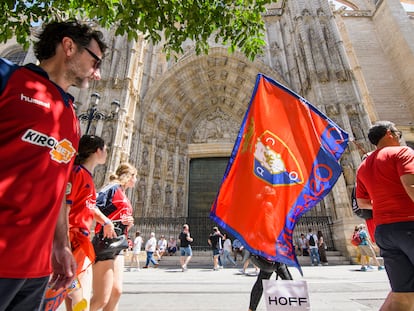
[64,257,92,311]
[103,255,124,311]
[131,254,140,269]
[372,256,382,267]
[213,255,219,269]
[380,292,414,311]
[90,260,115,311]
[360,253,368,269]
[135,253,140,269]
[180,255,190,271]
[243,259,250,273]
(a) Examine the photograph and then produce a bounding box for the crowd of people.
[123,232,179,271]
[1,15,413,311]
[296,228,329,266]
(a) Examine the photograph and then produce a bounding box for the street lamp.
[78,92,121,135]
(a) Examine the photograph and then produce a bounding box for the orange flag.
[210,74,348,273]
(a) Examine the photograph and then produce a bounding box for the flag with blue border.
[210,74,349,273]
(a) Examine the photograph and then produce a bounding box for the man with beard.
[0,20,107,310]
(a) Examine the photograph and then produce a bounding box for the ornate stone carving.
[345,104,358,115]
[140,146,149,175]
[167,154,174,181]
[151,180,161,206]
[349,117,365,141]
[326,104,339,116]
[177,186,184,212]
[178,157,185,181]
[191,107,239,143]
[153,148,162,178]
[341,156,355,186]
[308,28,329,82]
[165,183,173,208]
[137,177,146,203]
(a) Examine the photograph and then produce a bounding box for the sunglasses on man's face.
[392,130,403,140]
[84,47,102,70]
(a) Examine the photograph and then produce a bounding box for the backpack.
[351,186,373,220]
[351,231,362,246]
[309,234,316,246]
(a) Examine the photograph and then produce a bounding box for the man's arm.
[50,199,76,289]
[401,174,414,202]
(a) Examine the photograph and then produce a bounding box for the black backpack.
[351,186,373,220]
[309,235,316,246]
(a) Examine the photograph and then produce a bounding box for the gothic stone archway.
[131,48,336,249]
[133,47,286,218]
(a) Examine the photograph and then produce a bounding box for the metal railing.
[132,216,334,251]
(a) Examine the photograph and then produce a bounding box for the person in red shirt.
[0,20,107,310]
[61,135,116,310]
[356,120,414,311]
[90,163,137,311]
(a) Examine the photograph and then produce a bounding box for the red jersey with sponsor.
[94,184,133,235]
[67,165,96,233]
[356,146,414,225]
[0,59,80,278]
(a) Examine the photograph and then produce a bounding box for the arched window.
[1,47,27,65]
[331,0,358,10]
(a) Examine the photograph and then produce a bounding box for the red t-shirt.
[67,165,96,233]
[356,146,414,225]
[0,61,80,278]
[94,184,133,235]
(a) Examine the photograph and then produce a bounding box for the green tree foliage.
[0,0,275,60]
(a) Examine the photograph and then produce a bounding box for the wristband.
[103,220,111,226]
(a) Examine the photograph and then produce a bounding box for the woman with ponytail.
[62,135,116,311]
[90,162,137,311]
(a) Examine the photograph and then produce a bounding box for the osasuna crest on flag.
[210,74,349,273]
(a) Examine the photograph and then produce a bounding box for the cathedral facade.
[2,0,413,258]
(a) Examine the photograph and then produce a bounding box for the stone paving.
[118,263,390,311]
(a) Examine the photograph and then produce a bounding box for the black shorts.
[375,221,414,292]
[0,276,49,310]
[94,249,122,262]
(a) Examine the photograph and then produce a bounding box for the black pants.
[0,276,49,311]
[248,263,292,311]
